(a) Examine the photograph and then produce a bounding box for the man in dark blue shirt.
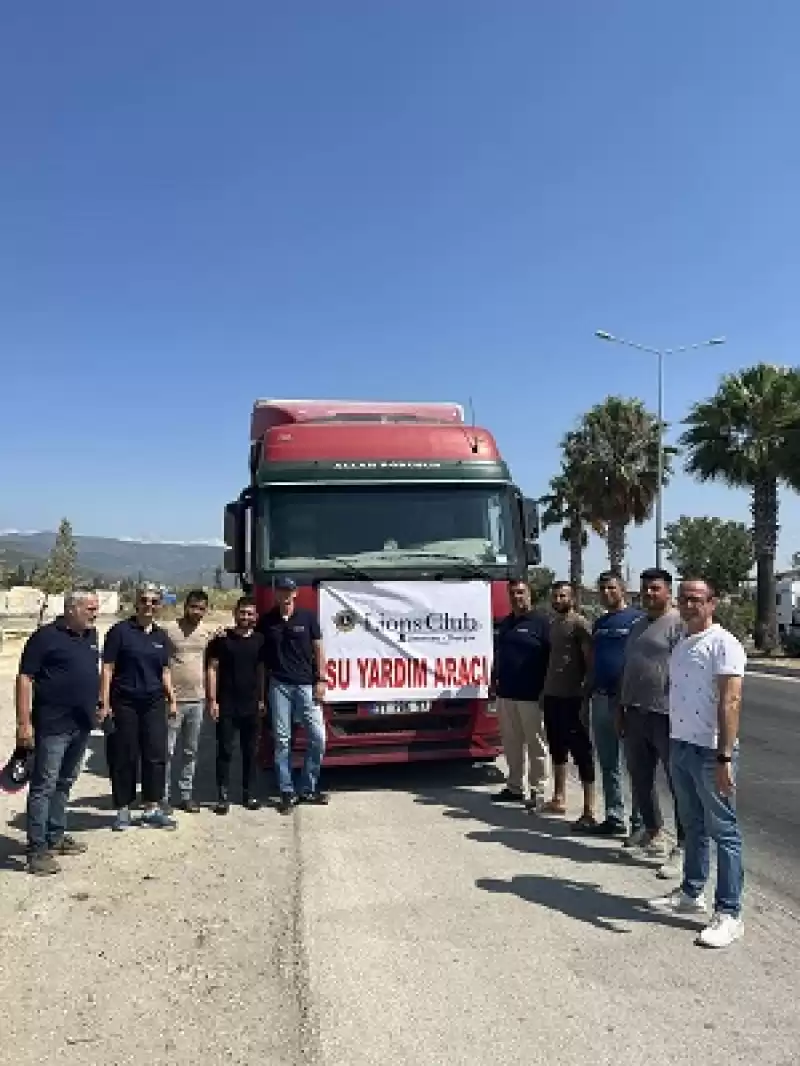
[101,585,177,831]
[490,579,551,809]
[15,591,100,876]
[259,577,328,814]
[585,572,643,837]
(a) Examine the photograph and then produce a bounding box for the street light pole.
[594,330,726,570]
[656,347,664,569]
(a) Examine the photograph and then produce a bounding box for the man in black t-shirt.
[206,596,265,814]
[259,577,328,814]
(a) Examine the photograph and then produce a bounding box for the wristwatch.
[716,753,732,764]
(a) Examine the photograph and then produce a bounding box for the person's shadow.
[477,873,703,935]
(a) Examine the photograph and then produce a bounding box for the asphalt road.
[620,672,800,913]
[2,668,800,1064]
[736,673,800,911]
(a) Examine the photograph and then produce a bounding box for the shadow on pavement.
[477,873,703,935]
[411,778,629,866]
[0,832,26,871]
[321,759,504,795]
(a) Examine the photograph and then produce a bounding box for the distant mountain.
[0,531,227,587]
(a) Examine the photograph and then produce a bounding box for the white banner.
[320,580,493,703]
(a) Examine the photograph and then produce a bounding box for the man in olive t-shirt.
[541,581,596,828]
[161,590,213,813]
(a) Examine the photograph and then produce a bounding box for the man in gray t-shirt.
[619,568,685,872]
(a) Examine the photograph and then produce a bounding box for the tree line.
[2,519,228,595]
[540,362,800,651]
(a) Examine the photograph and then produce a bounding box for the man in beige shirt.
[161,590,213,813]
[541,581,596,827]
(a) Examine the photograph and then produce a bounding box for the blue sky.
[2,1,799,578]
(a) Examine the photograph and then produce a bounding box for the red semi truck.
[222,399,540,767]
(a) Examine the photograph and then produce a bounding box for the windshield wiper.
[316,556,373,581]
[397,552,496,580]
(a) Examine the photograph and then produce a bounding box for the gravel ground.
[2,639,800,1065]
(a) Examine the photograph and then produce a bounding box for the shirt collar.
[54,616,92,639]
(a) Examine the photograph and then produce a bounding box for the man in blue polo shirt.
[259,578,328,814]
[15,591,100,876]
[585,572,644,838]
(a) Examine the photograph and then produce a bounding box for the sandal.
[541,799,567,815]
[571,813,598,832]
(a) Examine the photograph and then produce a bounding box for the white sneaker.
[623,827,649,849]
[647,887,708,916]
[656,845,684,880]
[696,912,744,949]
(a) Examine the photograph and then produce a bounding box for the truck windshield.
[259,484,519,572]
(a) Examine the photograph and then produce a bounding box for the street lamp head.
[708,336,726,346]
[595,330,615,342]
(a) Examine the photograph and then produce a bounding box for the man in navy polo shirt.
[15,591,100,876]
[100,584,177,831]
[585,572,643,838]
[490,578,551,809]
[260,578,328,814]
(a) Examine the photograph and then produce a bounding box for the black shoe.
[178,799,201,814]
[214,791,230,816]
[243,795,260,811]
[571,812,599,833]
[491,788,524,804]
[277,792,297,815]
[298,791,329,806]
[587,818,628,838]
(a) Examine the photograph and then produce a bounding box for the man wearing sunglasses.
[648,577,746,949]
[100,584,177,831]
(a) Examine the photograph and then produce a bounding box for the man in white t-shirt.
[648,577,746,949]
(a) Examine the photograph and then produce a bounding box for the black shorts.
[542,695,595,783]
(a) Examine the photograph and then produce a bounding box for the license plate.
[361,700,433,716]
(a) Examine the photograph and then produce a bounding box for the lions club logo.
[333,609,358,634]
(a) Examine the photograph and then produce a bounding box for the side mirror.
[520,496,541,566]
[525,541,542,566]
[522,496,540,539]
[223,501,246,575]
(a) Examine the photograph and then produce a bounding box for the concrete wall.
[0,587,119,618]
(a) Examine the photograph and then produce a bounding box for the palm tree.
[680,364,800,651]
[566,397,672,577]
[541,466,605,597]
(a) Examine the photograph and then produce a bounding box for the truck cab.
[223,398,540,767]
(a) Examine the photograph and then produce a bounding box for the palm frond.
[564,396,668,529]
[680,363,800,491]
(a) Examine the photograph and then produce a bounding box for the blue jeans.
[670,739,744,916]
[591,693,642,831]
[26,726,90,854]
[165,701,204,804]
[269,680,326,796]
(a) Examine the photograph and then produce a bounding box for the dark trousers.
[216,714,258,796]
[27,726,89,854]
[107,693,168,808]
[542,695,595,784]
[623,705,684,843]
